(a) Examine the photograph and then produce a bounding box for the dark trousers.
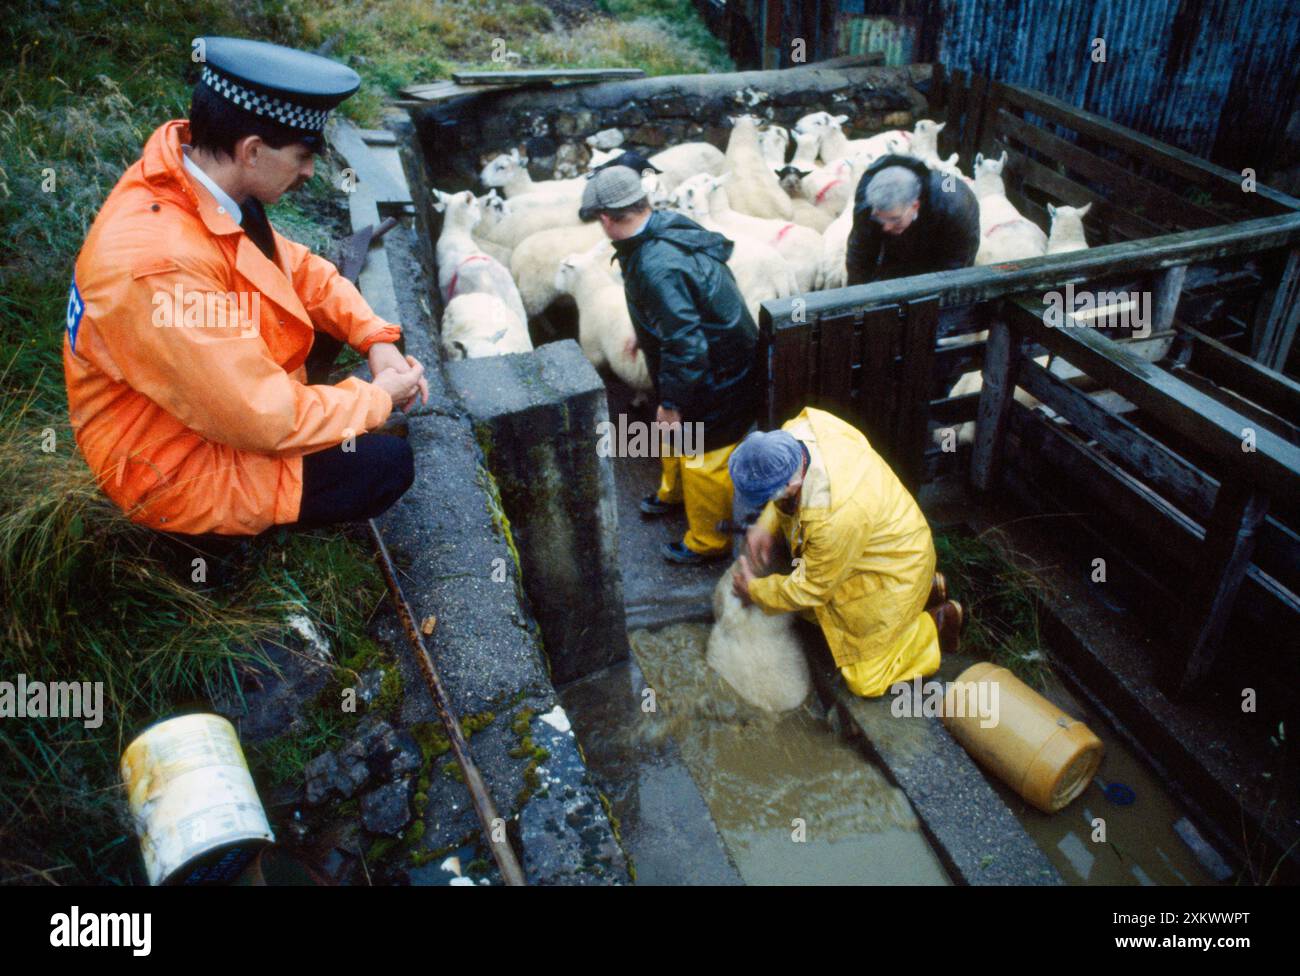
[295,433,415,528]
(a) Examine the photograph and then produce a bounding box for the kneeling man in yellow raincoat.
[729,407,962,698]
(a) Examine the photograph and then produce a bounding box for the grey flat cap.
[579,165,646,220]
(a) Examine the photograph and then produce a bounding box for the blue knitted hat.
[729,429,804,523]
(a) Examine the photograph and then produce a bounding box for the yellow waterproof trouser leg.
[679,441,737,555]
[840,610,942,698]
[657,451,683,505]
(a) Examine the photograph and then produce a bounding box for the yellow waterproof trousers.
[657,441,737,555]
[839,609,941,698]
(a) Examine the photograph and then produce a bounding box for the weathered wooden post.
[970,316,1022,492]
[1178,479,1270,695]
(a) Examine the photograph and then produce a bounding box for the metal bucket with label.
[121,713,274,885]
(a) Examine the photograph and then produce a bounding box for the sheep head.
[479,149,527,188]
[793,111,849,136]
[554,253,581,294]
[973,150,1008,178]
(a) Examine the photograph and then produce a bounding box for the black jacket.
[845,154,980,286]
[611,209,759,451]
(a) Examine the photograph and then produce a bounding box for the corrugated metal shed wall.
[936,0,1300,174]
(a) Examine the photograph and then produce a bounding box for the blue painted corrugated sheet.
[937,0,1300,171]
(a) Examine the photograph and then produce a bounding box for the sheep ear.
[452,340,467,359]
[715,172,731,185]
[797,168,812,178]
[974,152,984,167]
[936,121,946,133]
[833,114,849,126]
[998,150,1008,166]
[1047,203,1057,219]
[431,190,449,213]
[1078,202,1093,217]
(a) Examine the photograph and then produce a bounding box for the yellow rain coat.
[747,407,940,697]
[63,120,401,535]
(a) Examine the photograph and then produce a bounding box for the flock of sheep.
[428,111,1097,713]
[430,111,1093,400]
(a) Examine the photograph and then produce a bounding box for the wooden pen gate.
[758,70,1300,698]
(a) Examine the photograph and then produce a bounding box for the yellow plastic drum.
[941,662,1103,813]
[121,713,274,885]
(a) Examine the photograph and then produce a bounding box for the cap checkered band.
[201,66,330,131]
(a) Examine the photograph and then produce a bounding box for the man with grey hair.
[845,152,979,286]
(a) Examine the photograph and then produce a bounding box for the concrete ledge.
[447,342,630,685]
[807,652,1062,886]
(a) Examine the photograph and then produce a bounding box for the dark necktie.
[240,197,278,263]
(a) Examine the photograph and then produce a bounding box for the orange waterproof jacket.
[64,120,401,535]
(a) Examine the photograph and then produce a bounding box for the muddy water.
[625,623,949,885]
[940,653,1222,885]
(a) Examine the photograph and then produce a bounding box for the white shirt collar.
[182,145,242,224]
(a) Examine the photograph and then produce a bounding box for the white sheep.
[673,173,822,292]
[776,165,837,234]
[794,111,912,166]
[431,188,529,327]
[816,151,876,291]
[479,148,584,202]
[1046,202,1093,254]
[470,190,514,266]
[722,114,794,220]
[441,293,532,359]
[972,151,1047,265]
[470,188,586,251]
[588,142,726,197]
[510,221,611,318]
[553,246,652,398]
[660,188,796,320]
[706,563,810,713]
[759,124,790,167]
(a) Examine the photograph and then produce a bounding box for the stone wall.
[409,63,932,188]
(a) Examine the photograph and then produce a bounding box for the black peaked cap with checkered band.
[197,36,360,132]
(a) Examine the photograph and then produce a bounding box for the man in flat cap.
[728,408,962,698]
[65,37,427,543]
[583,166,759,565]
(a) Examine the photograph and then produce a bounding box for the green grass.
[933,528,1053,689]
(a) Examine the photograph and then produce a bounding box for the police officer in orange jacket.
[64,37,427,542]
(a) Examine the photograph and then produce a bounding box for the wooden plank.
[1169,365,1300,445]
[451,68,645,85]
[816,311,857,410]
[994,82,1300,219]
[995,109,1223,232]
[857,306,897,451]
[1180,481,1271,693]
[1004,147,1162,242]
[928,392,980,426]
[399,80,500,102]
[1004,295,1300,498]
[1018,358,1218,519]
[1008,403,1204,571]
[768,321,811,427]
[894,297,940,490]
[766,211,1300,324]
[1181,323,1300,423]
[970,319,1020,491]
[1253,247,1300,372]
[1152,264,1188,334]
